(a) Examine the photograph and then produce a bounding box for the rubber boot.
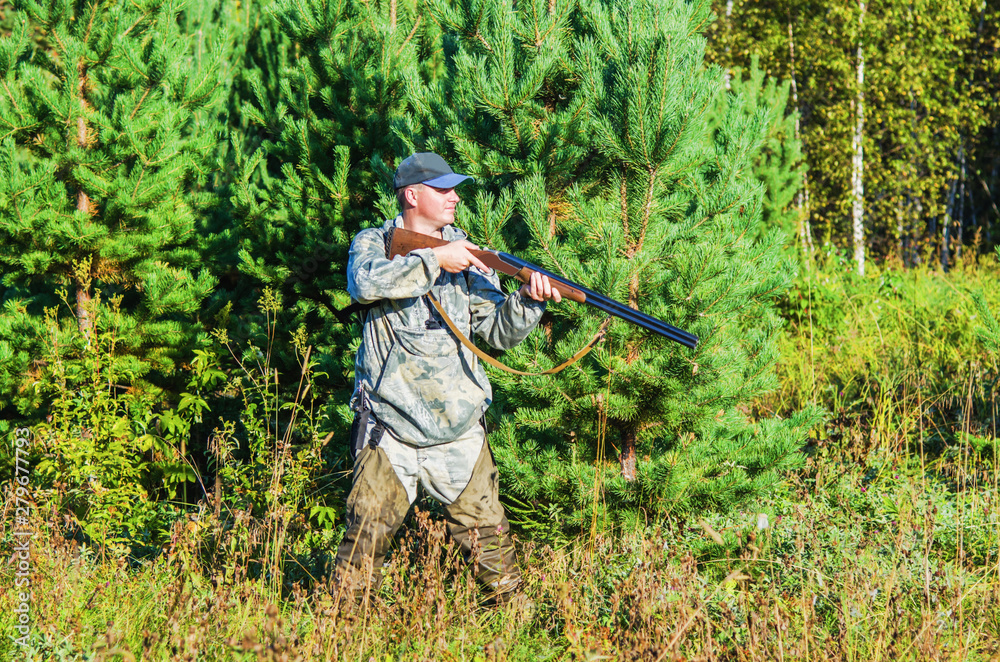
[333,446,410,597]
[444,440,520,602]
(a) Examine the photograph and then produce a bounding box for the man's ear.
[404,185,421,208]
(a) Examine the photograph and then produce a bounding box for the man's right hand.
[432,240,491,274]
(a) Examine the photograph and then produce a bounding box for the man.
[335,152,560,602]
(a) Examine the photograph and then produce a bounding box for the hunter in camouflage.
[334,153,561,602]
[348,215,543,445]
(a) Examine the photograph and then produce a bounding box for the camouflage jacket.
[347,216,545,446]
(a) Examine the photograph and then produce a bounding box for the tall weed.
[3,469,998,660]
[773,257,1000,467]
[3,267,1000,660]
[26,300,182,555]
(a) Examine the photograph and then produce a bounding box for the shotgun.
[387,228,698,349]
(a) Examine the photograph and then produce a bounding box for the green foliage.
[165,289,346,579]
[973,247,1000,354]
[724,56,805,247]
[409,0,822,530]
[4,287,345,562]
[411,0,588,190]
[705,0,999,262]
[226,0,434,405]
[28,306,183,553]
[0,0,226,416]
[213,291,342,520]
[772,256,999,480]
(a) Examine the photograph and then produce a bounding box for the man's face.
[411,184,460,228]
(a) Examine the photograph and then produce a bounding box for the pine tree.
[222,0,817,529]
[421,0,820,529]
[0,0,224,416]
[407,0,587,193]
[227,0,438,448]
[716,56,805,250]
[170,0,288,345]
[0,0,230,547]
[175,0,257,283]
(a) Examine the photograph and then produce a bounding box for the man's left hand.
[519,271,562,303]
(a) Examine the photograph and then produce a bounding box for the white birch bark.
[851,1,866,276]
[956,144,966,258]
[723,0,734,90]
[788,21,814,261]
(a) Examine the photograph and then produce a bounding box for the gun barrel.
[385,228,698,349]
[498,252,698,349]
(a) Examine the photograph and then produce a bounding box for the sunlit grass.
[2,258,999,660]
[2,455,998,661]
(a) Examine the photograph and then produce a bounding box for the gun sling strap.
[425,291,611,376]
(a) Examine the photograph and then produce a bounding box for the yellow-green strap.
[425,292,610,376]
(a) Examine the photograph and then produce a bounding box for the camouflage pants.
[334,435,519,599]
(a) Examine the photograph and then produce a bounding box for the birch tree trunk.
[988,139,996,246]
[956,144,966,258]
[904,91,919,266]
[723,0,734,89]
[850,0,866,276]
[788,20,814,263]
[942,177,957,271]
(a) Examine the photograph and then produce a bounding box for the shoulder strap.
[425,292,610,376]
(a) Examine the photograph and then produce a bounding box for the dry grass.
[3,260,1000,660]
[3,460,999,661]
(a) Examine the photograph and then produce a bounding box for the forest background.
[1,0,999,659]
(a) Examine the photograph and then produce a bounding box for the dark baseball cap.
[393,152,473,190]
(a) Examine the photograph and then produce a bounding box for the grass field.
[3,259,999,661]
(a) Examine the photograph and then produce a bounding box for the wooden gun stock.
[387,227,587,303]
[386,227,698,349]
